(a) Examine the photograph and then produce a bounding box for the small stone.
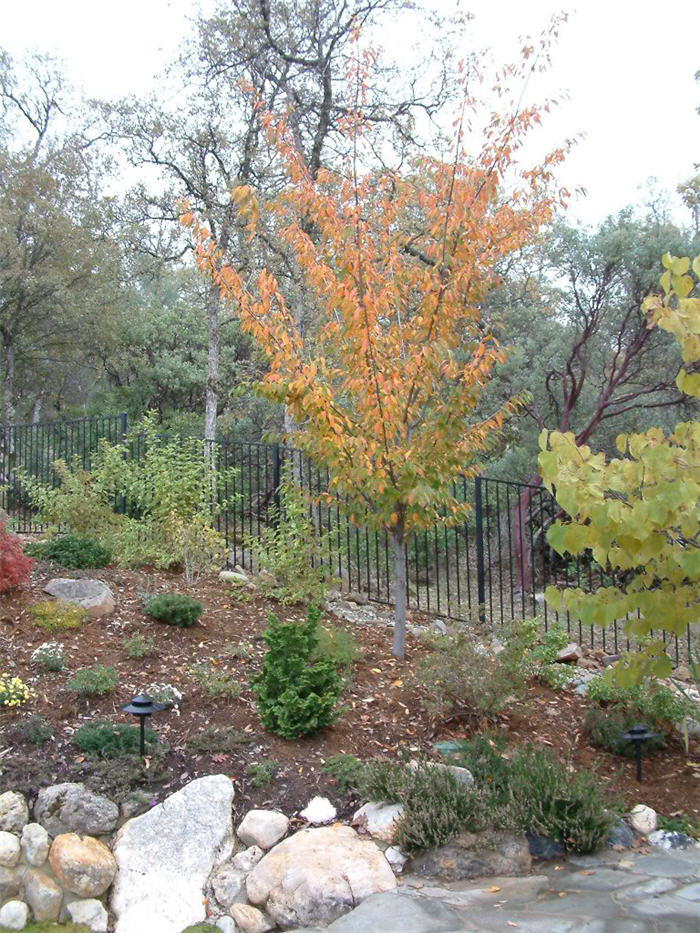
[431,619,448,636]
[0,831,21,867]
[211,862,247,909]
[607,819,636,848]
[66,898,109,932]
[238,810,289,850]
[0,900,29,930]
[23,867,62,921]
[230,903,275,933]
[35,783,119,837]
[384,845,408,873]
[119,790,152,821]
[603,654,621,667]
[44,577,115,618]
[526,831,564,860]
[647,829,697,850]
[232,845,265,872]
[630,804,658,836]
[212,918,237,933]
[49,833,117,896]
[352,802,404,843]
[299,797,337,825]
[0,792,29,834]
[555,642,583,663]
[20,823,50,867]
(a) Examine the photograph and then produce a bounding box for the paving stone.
[549,869,650,893]
[632,853,699,878]
[655,920,700,933]
[614,876,677,899]
[531,890,620,919]
[455,908,606,932]
[626,892,700,919]
[328,891,467,932]
[676,881,700,901]
[601,921,655,932]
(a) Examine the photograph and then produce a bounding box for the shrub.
[188,661,239,699]
[0,520,34,592]
[186,726,252,754]
[0,673,32,708]
[144,593,202,627]
[30,641,66,672]
[73,721,155,758]
[15,714,54,745]
[123,633,158,659]
[68,664,117,696]
[30,600,88,631]
[247,759,278,787]
[246,476,340,604]
[24,534,111,569]
[313,624,362,676]
[251,605,344,738]
[414,625,527,721]
[584,706,665,758]
[144,682,182,707]
[322,753,364,793]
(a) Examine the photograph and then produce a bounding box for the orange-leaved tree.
[184,49,568,659]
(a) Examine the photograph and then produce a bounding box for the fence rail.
[1,412,693,664]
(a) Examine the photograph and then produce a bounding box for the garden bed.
[0,564,698,826]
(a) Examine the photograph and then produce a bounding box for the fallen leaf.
[485,885,501,893]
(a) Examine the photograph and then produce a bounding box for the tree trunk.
[2,342,15,428]
[391,516,407,661]
[204,283,220,444]
[512,474,542,596]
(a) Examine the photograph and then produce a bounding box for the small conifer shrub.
[144,593,202,627]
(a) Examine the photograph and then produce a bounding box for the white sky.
[1,0,698,227]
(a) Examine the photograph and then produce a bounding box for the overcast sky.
[1,0,698,227]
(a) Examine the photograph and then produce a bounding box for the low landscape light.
[120,693,169,756]
[620,724,660,782]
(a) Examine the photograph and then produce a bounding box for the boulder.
[219,570,249,586]
[0,831,21,867]
[211,862,247,909]
[0,900,29,931]
[246,824,396,929]
[66,898,109,932]
[328,891,465,932]
[0,792,28,834]
[352,802,404,843]
[35,783,119,837]
[0,866,21,903]
[238,809,289,850]
[111,775,234,933]
[409,830,531,881]
[23,867,62,921]
[299,797,337,825]
[230,903,275,933]
[49,833,117,896]
[555,643,583,663]
[21,822,51,866]
[232,845,265,872]
[647,829,697,850]
[607,819,636,848]
[43,577,115,618]
[630,804,658,836]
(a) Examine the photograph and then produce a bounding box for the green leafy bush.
[73,721,155,758]
[188,661,239,699]
[15,714,54,745]
[144,593,202,627]
[30,600,88,631]
[246,759,278,787]
[322,753,364,793]
[68,665,117,696]
[251,605,344,738]
[584,707,665,757]
[24,534,111,569]
[246,476,340,604]
[123,633,158,659]
[31,641,66,671]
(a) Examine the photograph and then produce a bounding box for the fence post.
[272,442,281,527]
[475,475,486,622]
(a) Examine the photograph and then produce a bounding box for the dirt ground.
[1,564,698,826]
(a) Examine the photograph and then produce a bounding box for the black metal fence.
[1,413,693,663]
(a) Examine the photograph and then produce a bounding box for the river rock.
[66,898,109,932]
[384,845,408,873]
[0,792,28,833]
[246,823,397,928]
[0,900,29,931]
[630,804,658,835]
[238,810,289,850]
[111,774,234,933]
[409,829,532,881]
[21,822,51,866]
[352,802,404,843]
[24,867,62,921]
[0,866,21,903]
[230,903,275,933]
[43,577,115,618]
[300,797,337,825]
[211,862,247,909]
[35,783,118,837]
[49,833,117,896]
[647,829,698,850]
[0,831,20,867]
[232,845,265,872]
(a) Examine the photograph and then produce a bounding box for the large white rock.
[299,796,337,825]
[238,809,289,850]
[246,823,397,929]
[21,822,50,867]
[352,802,404,843]
[0,900,29,931]
[111,775,234,933]
[630,804,658,836]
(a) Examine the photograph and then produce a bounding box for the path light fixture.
[620,724,660,782]
[120,693,169,757]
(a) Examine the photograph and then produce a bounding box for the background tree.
[188,41,567,658]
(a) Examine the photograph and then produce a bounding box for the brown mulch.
[0,564,698,826]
